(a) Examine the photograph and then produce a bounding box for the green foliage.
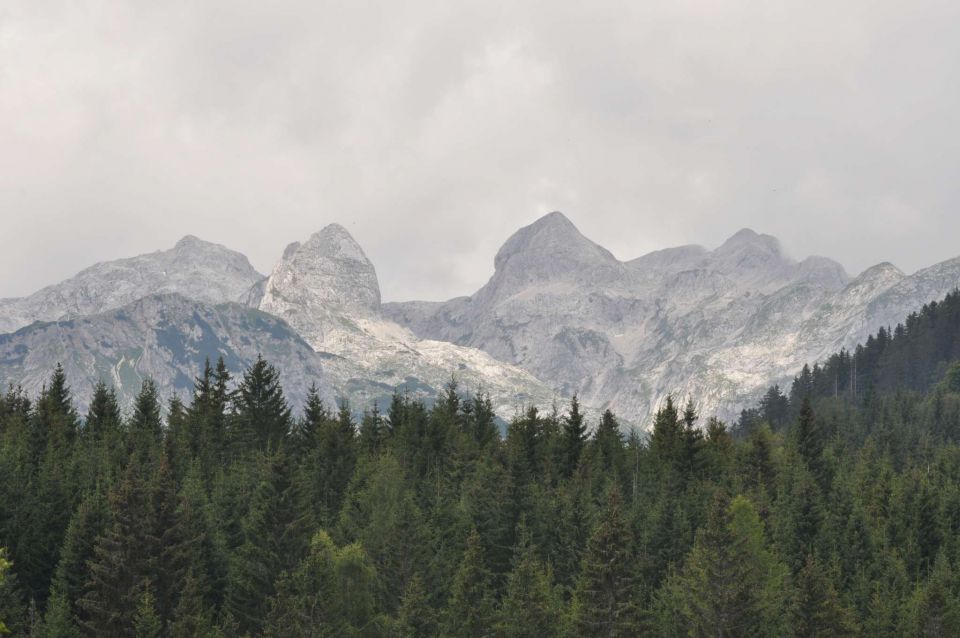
[265,530,381,637]
[132,587,162,638]
[570,489,641,637]
[652,493,788,636]
[791,554,858,637]
[0,549,13,635]
[496,522,562,638]
[443,530,496,637]
[394,573,438,638]
[6,294,960,637]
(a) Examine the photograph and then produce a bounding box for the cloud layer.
[2,0,959,301]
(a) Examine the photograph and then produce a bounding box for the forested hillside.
[4,292,960,636]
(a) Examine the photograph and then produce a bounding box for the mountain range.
[1,212,958,425]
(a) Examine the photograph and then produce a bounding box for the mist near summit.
[2,0,960,302]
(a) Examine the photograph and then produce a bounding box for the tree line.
[3,291,960,635]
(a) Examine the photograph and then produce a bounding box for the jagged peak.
[860,261,904,277]
[299,223,370,265]
[281,241,302,261]
[260,223,381,320]
[853,261,905,284]
[494,211,616,273]
[715,228,783,255]
[797,255,850,288]
[173,234,218,251]
[530,210,577,230]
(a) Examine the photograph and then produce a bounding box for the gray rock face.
[384,212,960,424]
[256,224,566,419]
[258,224,382,346]
[0,293,335,414]
[0,236,265,334]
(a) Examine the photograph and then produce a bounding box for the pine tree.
[649,396,682,475]
[128,379,163,460]
[223,449,300,635]
[796,396,825,485]
[78,462,158,638]
[467,391,498,450]
[570,489,641,637]
[265,530,380,638]
[40,589,81,638]
[39,364,80,455]
[187,358,229,465]
[291,383,326,453]
[132,587,161,638]
[232,355,292,452]
[443,530,496,637]
[47,487,109,630]
[654,492,788,637]
[394,573,438,638]
[360,404,384,454]
[337,453,431,613]
[306,401,357,525]
[792,554,858,637]
[902,553,960,637]
[681,399,705,478]
[495,522,562,638]
[560,395,587,478]
[19,366,79,604]
[84,381,121,443]
[169,568,217,638]
[592,409,625,478]
[0,548,24,636]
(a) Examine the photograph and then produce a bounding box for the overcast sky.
[1,0,959,301]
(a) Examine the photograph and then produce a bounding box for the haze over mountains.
[387,212,960,421]
[0,226,558,418]
[1,211,958,424]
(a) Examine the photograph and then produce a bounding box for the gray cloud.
[1,0,959,301]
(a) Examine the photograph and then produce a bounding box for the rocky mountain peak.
[715,228,784,257]
[174,234,205,249]
[0,236,264,334]
[796,256,850,289]
[489,212,621,293]
[859,261,905,280]
[302,223,372,267]
[257,224,381,345]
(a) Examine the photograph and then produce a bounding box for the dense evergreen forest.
[4,292,960,636]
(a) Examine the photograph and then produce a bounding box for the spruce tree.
[84,381,121,443]
[570,488,641,637]
[47,486,109,630]
[496,522,562,638]
[223,449,300,635]
[132,587,161,638]
[395,573,438,638]
[40,589,81,638]
[443,530,495,638]
[0,548,24,637]
[232,355,292,452]
[654,492,788,637]
[78,462,157,638]
[265,530,380,638]
[560,395,587,478]
[128,379,163,460]
[792,554,858,637]
[796,396,825,485]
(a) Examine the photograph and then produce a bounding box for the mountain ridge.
[384,212,960,423]
[2,213,957,426]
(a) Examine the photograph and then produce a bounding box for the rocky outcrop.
[0,235,264,333]
[0,293,334,413]
[384,212,960,424]
[255,224,565,419]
